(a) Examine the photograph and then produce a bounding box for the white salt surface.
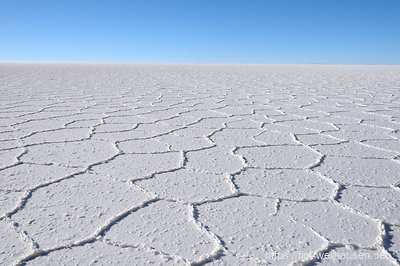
[0,64,400,265]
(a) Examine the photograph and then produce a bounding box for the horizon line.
[1,61,399,66]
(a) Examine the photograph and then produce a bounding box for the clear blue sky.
[1,0,399,64]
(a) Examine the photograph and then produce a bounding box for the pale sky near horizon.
[1,0,399,64]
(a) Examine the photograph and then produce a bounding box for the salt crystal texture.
[0,64,399,265]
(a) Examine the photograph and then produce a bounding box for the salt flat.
[0,64,400,265]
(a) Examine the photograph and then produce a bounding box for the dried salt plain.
[1,64,400,266]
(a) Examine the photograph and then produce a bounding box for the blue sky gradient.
[1,0,399,64]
